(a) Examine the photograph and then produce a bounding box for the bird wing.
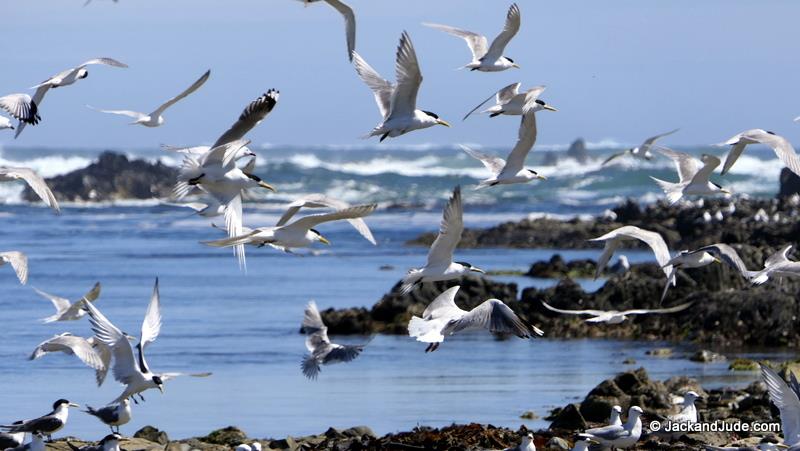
[591,226,672,278]
[211,90,279,148]
[161,144,212,155]
[499,103,538,176]
[78,57,129,69]
[0,251,28,284]
[200,139,251,169]
[0,94,39,124]
[761,364,800,446]
[655,146,699,183]
[151,69,210,117]
[689,154,721,185]
[485,3,521,60]
[88,107,147,120]
[581,425,627,441]
[642,128,679,148]
[447,299,542,338]
[0,167,59,213]
[462,82,520,120]
[82,281,102,303]
[83,301,140,385]
[623,301,693,315]
[277,194,376,244]
[324,0,356,61]
[352,52,393,119]
[305,331,331,353]
[158,372,212,382]
[323,344,364,364]
[721,140,748,175]
[33,287,71,314]
[757,131,800,178]
[140,278,162,351]
[423,23,488,60]
[387,31,423,120]
[48,335,105,370]
[765,245,793,268]
[602,151,628,166]
[540,300,606,316]
[460,145,505,175]
[421,285,465,319]
[425,186,463,268]
[14,85,50,138]
[89,339,112,386]
[696,244,751,276]
[284,204,377,233]
[302,301,328,335]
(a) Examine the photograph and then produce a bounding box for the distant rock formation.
[22,151,177,202]
[566,137,588,163]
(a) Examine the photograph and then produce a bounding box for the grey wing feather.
[499,108,537,176]
[423,23,488,59]
[212,90,279,147]
[387,31,422,120]
[462,82,519,120]
[485,3,521,60]
[460,145,505,175]
[324,0,356,61]
[323,344,364,364]
[0,94,39,124]
[151,70,210,116]
[352,52,393,119]
[425,186,463,267]
[696,244,751,276]
[448,299,541,338]
[0,167,60,213]
[761,364,800,445]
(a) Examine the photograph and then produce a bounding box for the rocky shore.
[22,152,177,202]
[44,367,793,450]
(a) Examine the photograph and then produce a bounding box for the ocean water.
[0,144,792,440]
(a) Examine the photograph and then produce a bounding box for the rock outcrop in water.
[21,151,178,202]
[408,197,800,251]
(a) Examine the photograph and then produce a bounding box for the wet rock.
[134,426,169,445]
[23,151,178,202]
[548,403,587,431]
[778,167,800,198]
[267,436,298,451]
[526,254,595,279]
[198,426,249,446]
[520,410,538,420]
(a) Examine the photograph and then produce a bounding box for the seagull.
[67,433,122,451]
[203,204,377,257]
[352,31,450,142]
[657,391,700,439]
[602,129,679,165]
[460,93,554,188]
[718,129,800,177]
[299,0,355,62]
[502,432,535,451]
[407,285,543,352]
[650,148,731,204]
[0,94,40,126]
[29,333,106,371]
[301,301,367,380]
[666,244,756,281]
[540,300,692,324]
[0,167,60,213]
[84,279,211,404]
[15,58,128,138]
[90,70,209,127]
[569,439,595,451]
[83,401,131,434]
[0,424,25,450]
[174,139,276,269]
[1,400,80,441]
[462,84,555,120]
[3,434,44,451]
[751,245,800,286]
[579,406,643,449]
[609,405,623,427]
[424,3,521,72]
[36,282,101,323]
[276,194,377,245]
[0,251,28,285]
[400,187,484,294]
[761,364,800,447]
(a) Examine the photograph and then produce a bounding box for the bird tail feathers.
[173,156,202,199]
[650,177,683,204]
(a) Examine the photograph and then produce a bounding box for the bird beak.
[258,181,277,192]
[436,119,451,127]
[471,267,486,274]
[713,257,721,264]
[721,188,732,195]
[69,403,80,408]
[536,174,547,180]
[318,236,331,245]
[512,63,521,69]
[543,104,558,112]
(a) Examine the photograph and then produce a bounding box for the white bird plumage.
[540,300,693,324]
[299,0,355,62]
[28,333,106,371]
[719,129,800,178]
[462,84,555,120]
[650,148,731,204]
[0,167,60,213]
[0,251,28,285]
[300,301,367,379]
[36,282,101,323]
[602,129,679,165]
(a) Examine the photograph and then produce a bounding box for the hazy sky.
[3,0,800,150]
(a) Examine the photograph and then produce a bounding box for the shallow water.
[0,204,794,440]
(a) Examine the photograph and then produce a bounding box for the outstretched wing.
[499,103,538,176]
[688,154,721,185]
[485,3,521,61]
[387,31,422,120]
[425,186,463,268]
[324,0,356,61]
[460,145,505,175]
[78,57,129,69]
[212,90,279,147]
[0,167,59,213]
[447,299,542,338]
[83,301,139,385]
[140,278,162,351]
[462,82,520,120]
[0,94,39,124]
[0,251,28,284]
[655,146,700,183]
[540,300,606,316]
[276,194,376,244]
[761,364,800,446]
[88,106,147,120]
[352,51,393,119]
[423,23,488,60]
[590,225,672,278]
[422,285,465,319]
[695,244,752,277]
[284,204,377,233]
[624,301,693,315]
[151,70,210,117]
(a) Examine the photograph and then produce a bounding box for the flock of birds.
[3,1,800,450]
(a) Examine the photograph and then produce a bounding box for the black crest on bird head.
[505,57,515,63]
[53,399,70,410]
[767,130,776,135]
[534,99,545,106]
[455,261,472,268]
[245,172,262,181]
[310,228,321,236]
[422,110,439,119]
[152,375,163,385]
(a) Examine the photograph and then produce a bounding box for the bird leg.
[379,132,390,142]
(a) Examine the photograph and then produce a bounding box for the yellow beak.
[537,174,547,180]
[721,188,732,195]
[471,267,486,274]
[318,236,331,245]
[436,119,451,127]
[69,403,80,408]
[258,181,277,192]
[543,105,558,112]
[512,63,521,69]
